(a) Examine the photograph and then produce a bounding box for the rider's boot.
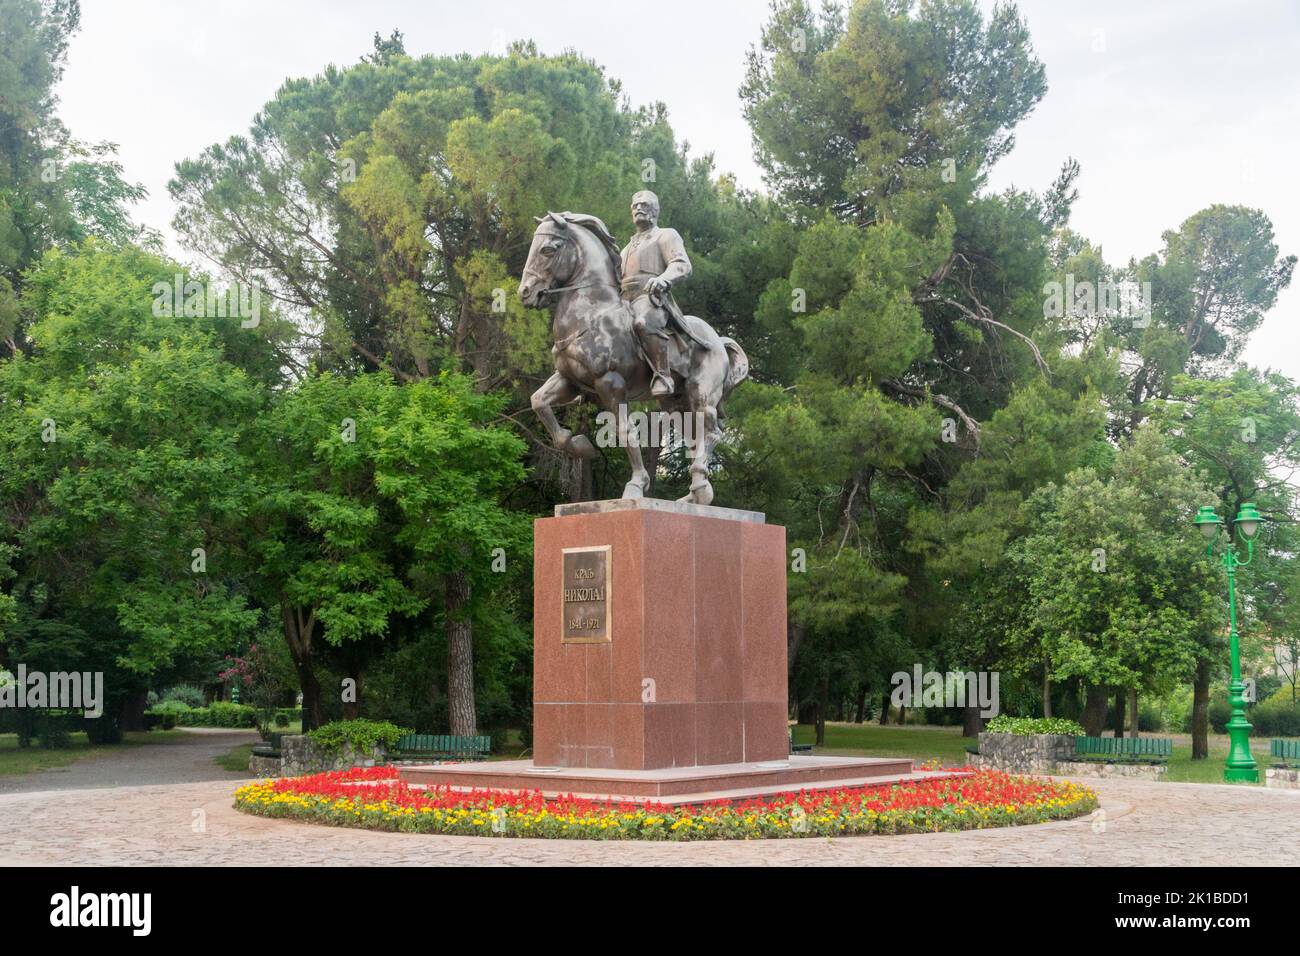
[645,332,674,397]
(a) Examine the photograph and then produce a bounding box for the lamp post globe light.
[1194,503,1264,783]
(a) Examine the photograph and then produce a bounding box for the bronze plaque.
[561,545,611,644]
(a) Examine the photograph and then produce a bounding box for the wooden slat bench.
[1271,738,1300,769]
[789,729,813,755]
[251,732,285,759]
[1074,735,1171,764]
[387,734,491,763]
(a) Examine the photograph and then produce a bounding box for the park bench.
[251,732,286,759]
[386,734,491,763]
[1073,735,1171,764]
[1270,738,1300,769]
[789,729,813,755]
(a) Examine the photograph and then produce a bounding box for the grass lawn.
[0,729,187,777]
[792,721,1275,785]
[215,742,256,772]
[792,722,973,766]
[1164,736,1272,785]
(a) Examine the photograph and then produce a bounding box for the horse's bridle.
[524,229,601,298]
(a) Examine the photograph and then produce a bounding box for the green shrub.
[149,700,192,715]
[306,719,412,754]
[203,701,257,728]
[162,684,206,709]
[83,710,122,744]
[1165,686,1194,733]
[1209,694,1231,734]
[145,702,257,728]
[1138,700,1165,732]
[985,716,1086,736]
[1250,688,1300,737]
[39,711,76,749]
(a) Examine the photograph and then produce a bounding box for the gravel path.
[0,727,257,795]
[0,773,1296,866]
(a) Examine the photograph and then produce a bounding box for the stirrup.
[650,372,674,396]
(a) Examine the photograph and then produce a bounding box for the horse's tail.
[720,337,749,394]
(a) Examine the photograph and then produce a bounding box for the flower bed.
[233,766,1098,840]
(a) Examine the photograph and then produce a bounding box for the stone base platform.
[1266,767,1300,790]
[398,755,967,806]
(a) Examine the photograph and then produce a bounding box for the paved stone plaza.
[1,773,1296,866]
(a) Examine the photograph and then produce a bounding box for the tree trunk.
[341,664,363,719]
[642,443,661,498]
[854,684,868,723]
[120,689,148,732]
[1192,658,1211,759]
[295,660,324,732]
[962,705,984,737]
[445,570,477,736]
[1114,691,1126,738]
[566,453,592,503]
[786,618,803,681]
[1042,661,1052,718]
[1082,684,1108,736]
[281,601,323,731]
[1128,687,1139,737]
[879,692,891,726]
[815,669,828,746]
[897,704,907,726]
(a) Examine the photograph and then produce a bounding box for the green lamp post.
[1193,502,1264,783]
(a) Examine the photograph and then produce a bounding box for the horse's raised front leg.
[592,372,651,499]
[531,372,596,459]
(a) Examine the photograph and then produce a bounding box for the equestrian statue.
[518,190,749,506]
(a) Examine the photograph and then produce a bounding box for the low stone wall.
[248,753,281,777]
[1055,760,1166,781]
[1266,768,1300,790]
[966,733,1077,773]
[277,735,387,777]
[965,733,1167,780]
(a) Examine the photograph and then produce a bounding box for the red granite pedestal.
[532,498,788,769]
[399,498,930,802]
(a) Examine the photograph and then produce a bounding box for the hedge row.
[144,703,301,729]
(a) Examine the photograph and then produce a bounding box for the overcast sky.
[56,0,1300,377]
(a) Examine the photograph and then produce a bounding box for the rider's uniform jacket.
[619,225,692,302]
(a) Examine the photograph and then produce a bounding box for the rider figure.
[620,190,691,397]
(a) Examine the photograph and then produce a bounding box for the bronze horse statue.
[518,212,748,505]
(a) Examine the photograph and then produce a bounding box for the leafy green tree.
[741,0,1047,220]
[1011,427,1221,736]
[1149,366,1300,753]
[0,243,280,734]
[1117,206,1294,435]
[169,39,726,389]
[0,0,151,353]
[248,371,527,731]
[908,356,1113,728]
[730,0,1075,728]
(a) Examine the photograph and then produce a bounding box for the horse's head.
[519,212,579,308]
